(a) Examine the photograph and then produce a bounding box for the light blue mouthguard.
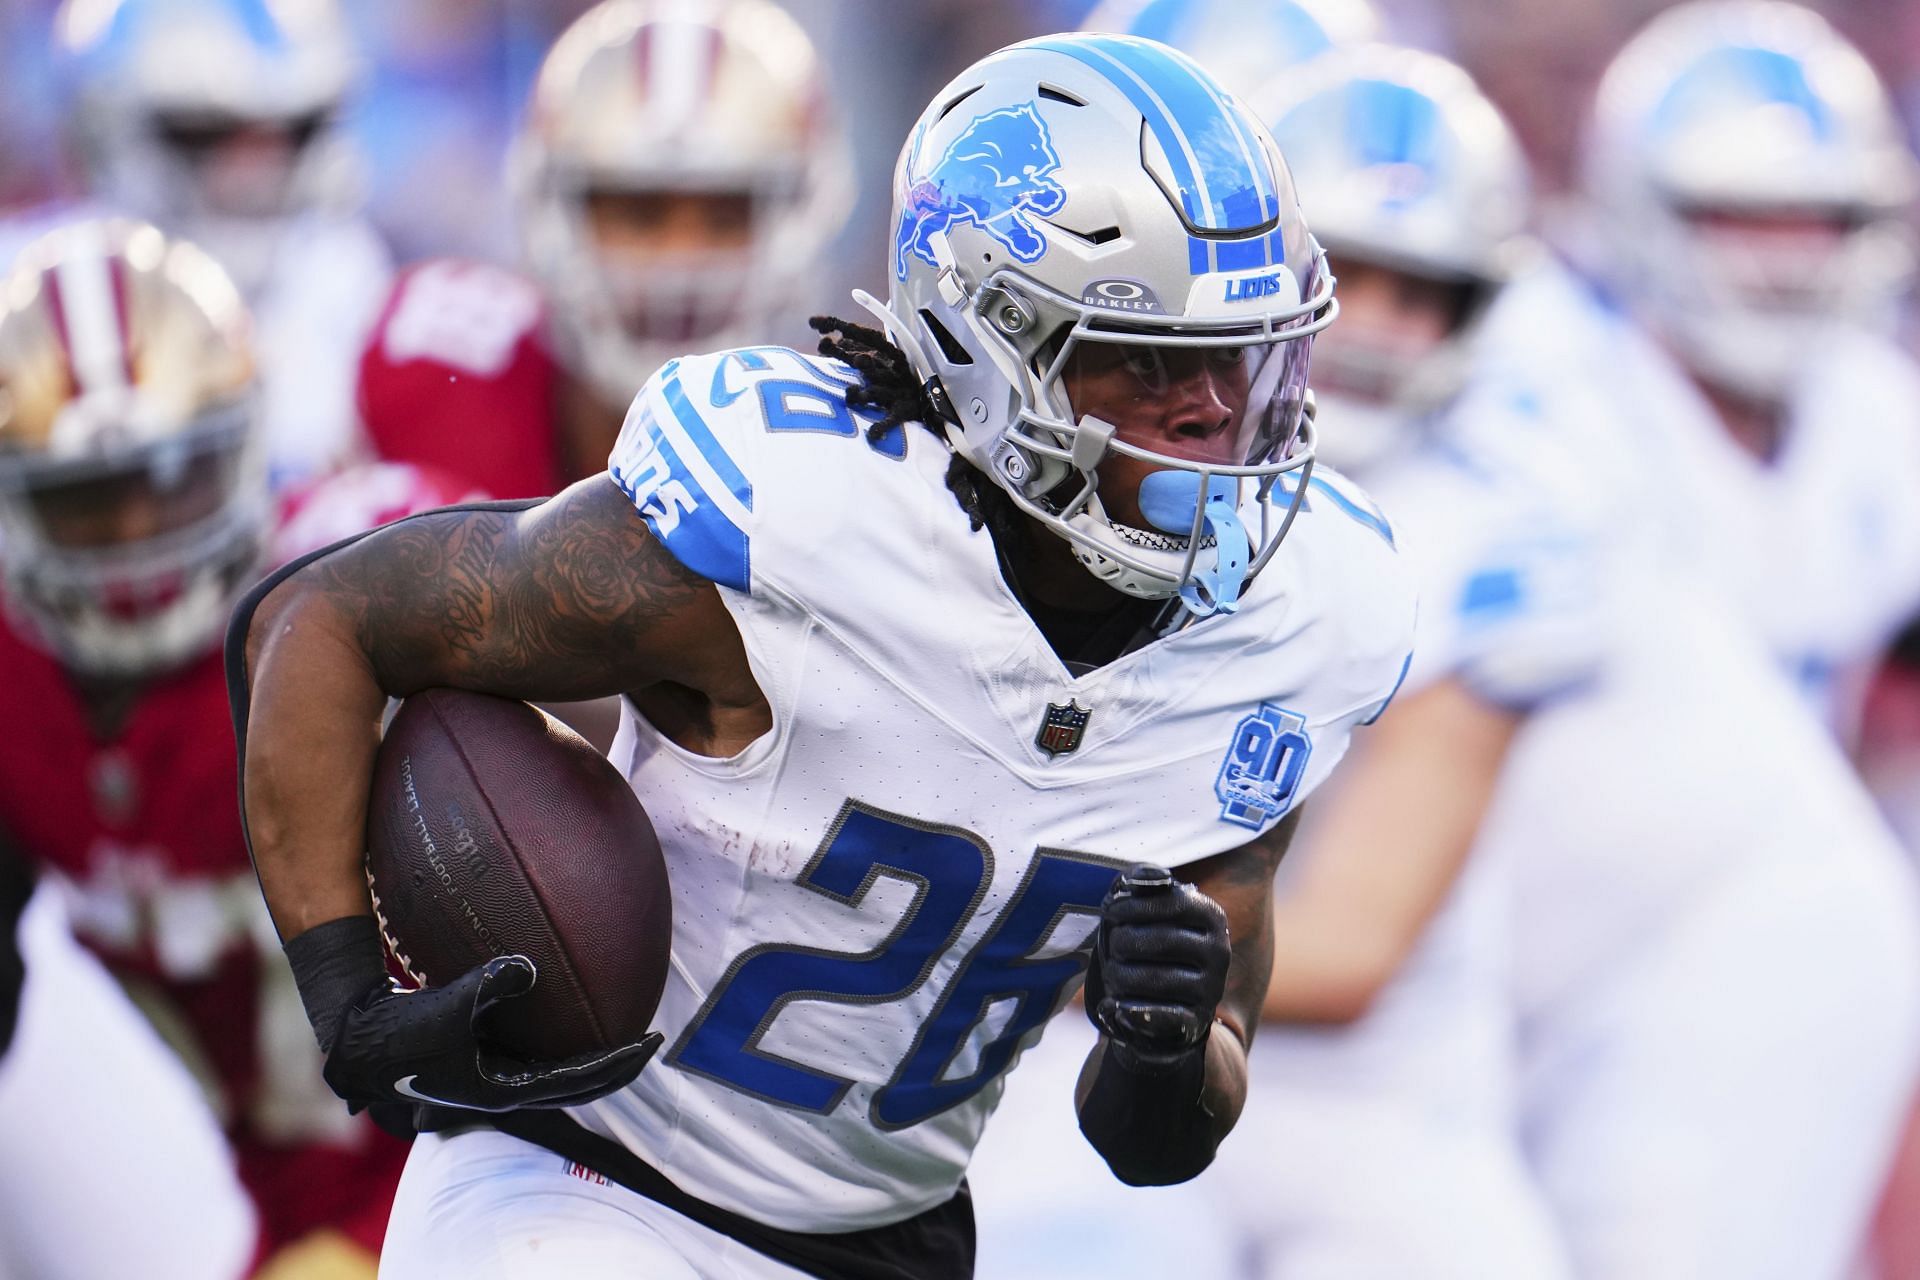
[1136,470,1250,617]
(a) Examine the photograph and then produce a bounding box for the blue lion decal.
[894,104,1068,281]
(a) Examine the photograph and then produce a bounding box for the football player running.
[231,33,1416,1280]
[356,0,850,499]
[1477,0,1920,723]
[0,219,428,1276]
[56,0,394,489]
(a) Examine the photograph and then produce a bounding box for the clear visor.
[1017,267,1328,488]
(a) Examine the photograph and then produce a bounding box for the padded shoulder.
[608,347,929,596]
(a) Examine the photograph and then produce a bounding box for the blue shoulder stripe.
[660,362,753,510]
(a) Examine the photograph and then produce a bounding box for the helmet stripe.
[49,224,131,399]
[1651,45,1833,142]
[1030,35,1279,234]
[1349,77,1440,172]
[210,0,289,52]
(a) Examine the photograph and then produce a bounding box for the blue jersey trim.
[660,363,754,510]
[1360,650,1414,726]
[609,421,752,594]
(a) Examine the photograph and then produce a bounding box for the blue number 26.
[668,801,1123,1129]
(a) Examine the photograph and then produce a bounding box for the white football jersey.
[1476,261,1920,713]
[586,346,1416,1231]
[1253,417,1609,1103]
[251,214,393,491]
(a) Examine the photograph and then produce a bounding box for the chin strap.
[1136,471,1250,618]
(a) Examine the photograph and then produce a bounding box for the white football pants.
[380,1127,814,1280]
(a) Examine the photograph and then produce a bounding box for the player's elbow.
[1269,931,1409,1026]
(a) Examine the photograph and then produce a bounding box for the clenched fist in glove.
[1079,865,1234,1184]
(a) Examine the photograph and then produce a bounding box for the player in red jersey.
[357,0,851,499]
[0,217,472,1277]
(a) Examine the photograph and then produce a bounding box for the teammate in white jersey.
[0,853,256,1280]
[229,33,1415,1280]
[57,0,393,489]
[972,46,1583,1279]
[1476,0,1920,718]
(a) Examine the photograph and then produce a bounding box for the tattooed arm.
[1075,811,1298,1183]
[238,475,764,940]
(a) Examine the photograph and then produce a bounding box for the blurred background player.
[55,0,395,490]
[0,217,419,1278]
[1479,0,1920,726]
[356,0,852,499]
[973,28,1920,1280]
[1202,46,1577,1280]
[1236,40,1920,1280]
[0,841,256,1280]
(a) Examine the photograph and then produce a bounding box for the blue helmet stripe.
[1652,45,1832,142]
[210,0,289,51]
[1031,35,1278,233]
[1095,35,1277,225]
[1350,77,1440,171]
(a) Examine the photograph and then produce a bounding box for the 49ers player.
[357,0,851,498]
[0,218,468,1276]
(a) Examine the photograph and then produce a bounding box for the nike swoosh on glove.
[322,955,661,1114]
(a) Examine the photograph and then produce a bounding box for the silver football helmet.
[866,34,1333,616]
[511,0,853,408]
[57,0,364,296]
[1080,0,1380,99]
[1581,0,1917,401]
[1255,45,1531,467]
[0,218,266,676]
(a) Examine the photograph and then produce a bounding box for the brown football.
[365,688,671,1062]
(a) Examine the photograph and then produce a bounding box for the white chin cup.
[1062,494,1200,602]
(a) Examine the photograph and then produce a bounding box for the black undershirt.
[982,496,1171,674]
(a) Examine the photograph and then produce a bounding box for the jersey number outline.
[668,801,1124,1128]
[709,347,908,459]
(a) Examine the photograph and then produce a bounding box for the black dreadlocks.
[809,314,1008,533]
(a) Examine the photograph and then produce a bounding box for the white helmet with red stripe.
[510,0,853,406]
[57,0,364,295]
[0,218,266,676]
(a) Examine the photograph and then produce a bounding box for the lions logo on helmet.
[895,105,1068,278]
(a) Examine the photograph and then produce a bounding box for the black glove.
[1086,865,1230,1071]
[286,915,661,1116]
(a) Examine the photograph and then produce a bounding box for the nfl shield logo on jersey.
[1215,703,1312,830]
[1035,700,1092,757]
